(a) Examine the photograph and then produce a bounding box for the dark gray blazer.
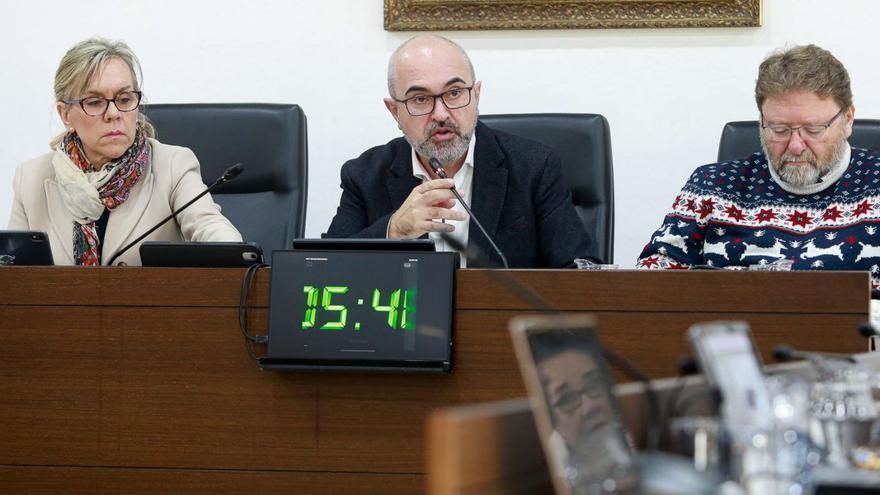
[324,121,592,268]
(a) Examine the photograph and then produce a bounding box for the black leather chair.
[145,103,308,259]
[717,119,880,162]
[481,113,614,263]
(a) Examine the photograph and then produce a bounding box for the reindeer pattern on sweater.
[637,148,880,286]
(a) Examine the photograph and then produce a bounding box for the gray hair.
[387,35,475,98]
[51,37,155,148]
[755,44,852,111]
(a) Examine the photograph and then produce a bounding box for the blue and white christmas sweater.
[637,147,880,286]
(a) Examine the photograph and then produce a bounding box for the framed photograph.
[384,0,762,31]
[510,314,639,495]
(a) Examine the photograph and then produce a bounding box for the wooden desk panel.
[0,466,423,495]
[0,267,870,493]
[455,311,867,379]
[454,270,868,314]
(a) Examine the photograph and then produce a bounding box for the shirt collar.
[411,134,477,181]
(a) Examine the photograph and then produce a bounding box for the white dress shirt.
[410,137,476,267]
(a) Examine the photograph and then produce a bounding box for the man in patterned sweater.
[638,45,880,285]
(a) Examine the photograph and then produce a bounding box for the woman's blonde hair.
[51,37,155,148]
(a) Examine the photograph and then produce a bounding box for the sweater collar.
[767,142,851,195]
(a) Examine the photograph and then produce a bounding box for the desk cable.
[239,262,270,360]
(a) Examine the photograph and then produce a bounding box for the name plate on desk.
[261,250,456,372]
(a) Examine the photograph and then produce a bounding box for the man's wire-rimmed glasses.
[761,108,845,143]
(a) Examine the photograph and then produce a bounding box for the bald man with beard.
[324,35,591,268]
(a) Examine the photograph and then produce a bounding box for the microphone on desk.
[857,322,879,352]
[428,157,508,269]
[439,232,662,450]
[105,163,245,266]
[858,322,879,338]
[663,357,711,422]
[772,344,857,364]
[677,356,700,376]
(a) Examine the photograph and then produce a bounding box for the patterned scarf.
[61,124,149,265]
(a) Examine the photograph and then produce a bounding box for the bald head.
[387,35,475,98]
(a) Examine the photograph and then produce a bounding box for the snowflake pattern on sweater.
[636,148,880,286]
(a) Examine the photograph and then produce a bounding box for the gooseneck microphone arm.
[772,344,858,364]
[105,163,244,266]
[428,157,509,269]
[439,232,662,451]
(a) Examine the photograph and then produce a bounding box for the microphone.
[858,322,880,352]
[105,163,244,266]
[772,344,857,364]
[220,163,245,181]
[663,357,707,429]
[428,157,509,269]
[677,356,699,376]
[440,232,663,451]
[858,322,879,338]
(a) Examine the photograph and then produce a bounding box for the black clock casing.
[261,249,456,372]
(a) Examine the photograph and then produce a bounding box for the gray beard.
[405,120,475,166]
[761,133,848,187]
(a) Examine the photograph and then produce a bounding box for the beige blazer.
[8,138,242,266]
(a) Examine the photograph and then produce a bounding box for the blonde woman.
[8,38,240,266]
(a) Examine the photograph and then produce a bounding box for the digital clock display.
[300,285,417,332]
[264,250,456,371]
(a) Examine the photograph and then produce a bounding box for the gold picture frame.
[384,0,762,31]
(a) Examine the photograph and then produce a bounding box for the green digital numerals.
[300,285,416,331]
[371,288,400,328]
